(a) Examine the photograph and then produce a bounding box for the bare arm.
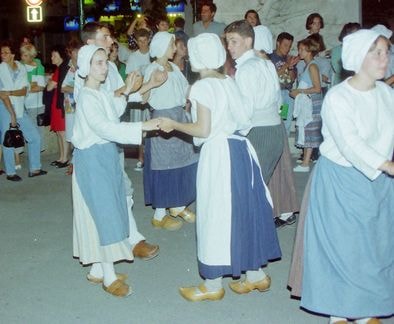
[159,102,211,138]
[378,160,394,176]
[0,94,17,126]
[61,85,74,94]
[290,63,321,97]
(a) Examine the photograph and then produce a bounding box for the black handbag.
[3,124,25,148]
[36,112,49,126]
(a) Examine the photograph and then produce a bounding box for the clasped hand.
[142,117,174,133]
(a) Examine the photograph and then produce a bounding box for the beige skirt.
[72,173,133,265]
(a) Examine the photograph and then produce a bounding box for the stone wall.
[214,0,361,51]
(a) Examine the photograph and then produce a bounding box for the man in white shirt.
[75,22,167,261]
[222,19,283,295]
[192,2,225,37]
[225,20,283,184]
[125,28,151,171]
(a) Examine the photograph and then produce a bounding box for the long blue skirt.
[74,143,129,246]
[198,138,281,279]
[301,157,394,318]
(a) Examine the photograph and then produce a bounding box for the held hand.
[149,69,168,88]
[142,118,161,131]
[289,89,300,98]
[126,71,143,93]
[159,117,175,133]
[0,90,9,99]
[380,161,394,176]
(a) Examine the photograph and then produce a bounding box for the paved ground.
[0,150,393,324]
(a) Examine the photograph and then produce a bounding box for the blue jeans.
[281,89,294,136]
[0,102,42,175]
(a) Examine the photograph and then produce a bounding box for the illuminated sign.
[27,6,43,23]
[25,0,42,5]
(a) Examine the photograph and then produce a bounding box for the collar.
[235,49,255,68]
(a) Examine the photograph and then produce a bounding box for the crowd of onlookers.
[1,2,394,322]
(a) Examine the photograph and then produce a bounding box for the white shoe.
[293,165,310,172]
[15,164,22,170]
[134,161,143,171]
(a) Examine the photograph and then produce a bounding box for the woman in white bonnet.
[300,29,394,323]
[160,33,281,302]
[71,44,160,297]
[142,31,199,231]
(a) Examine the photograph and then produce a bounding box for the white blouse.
[320,79,394,180]
[144,62,188,110]
[71,87,142,150]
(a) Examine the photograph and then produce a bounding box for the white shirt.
[235,50,281,128]
[320,79,394,180]
[144,62,188,110]
[71,87,142,150]
[125,50,150,75]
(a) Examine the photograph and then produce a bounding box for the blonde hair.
[20,43,37,58]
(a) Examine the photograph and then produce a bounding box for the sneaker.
[274,217,287,228]
[134,161,143,171]
[285,213,298,225]
[293,165,310,172]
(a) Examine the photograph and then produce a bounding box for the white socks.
[329,317,347,323]
[246,268,267,283]
[89,263,103,278]
[101,262,117,287]
[204,277,223,292]
[153,208,167,221]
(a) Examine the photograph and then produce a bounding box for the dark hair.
[225,20,255,43]
[244,9,261,26]
[50,44,68,61]
[276,32,294,43]
[174,17,185,29]
[305,13,324,30]
[201,2,217,13]
[156,16,169,26]
[81,22,108,43]
[297,38,320,57]
[0,40,19,57]
[134,28,151,40]
[338,22,361,42]
[306,33,326,52]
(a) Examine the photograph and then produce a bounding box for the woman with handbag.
[0,40,46,181]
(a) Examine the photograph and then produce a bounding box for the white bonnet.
[149,31,174,58]
[253,25,273,54]
[188,33,226,70]
[77,44,105,78]
[371,24,393,39]
[342,29,380,73]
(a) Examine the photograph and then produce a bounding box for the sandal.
[87,273,128,284]
[102,279,131,297]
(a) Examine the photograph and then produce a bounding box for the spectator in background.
[0,40,46,181]
[172,37,198,85]
[193,2,225,37]
[244,9,261,27]
[155,16,170,32]
[290,38,323,173]
[20,43,46,151]
[109,42,126,81]
[125,28,152,172]
[174,16,189,44]
[126,14,154,52]
[61,39,82,175]
[46,45,70,169]
[330,22,361,86]
[269,32,299,135]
